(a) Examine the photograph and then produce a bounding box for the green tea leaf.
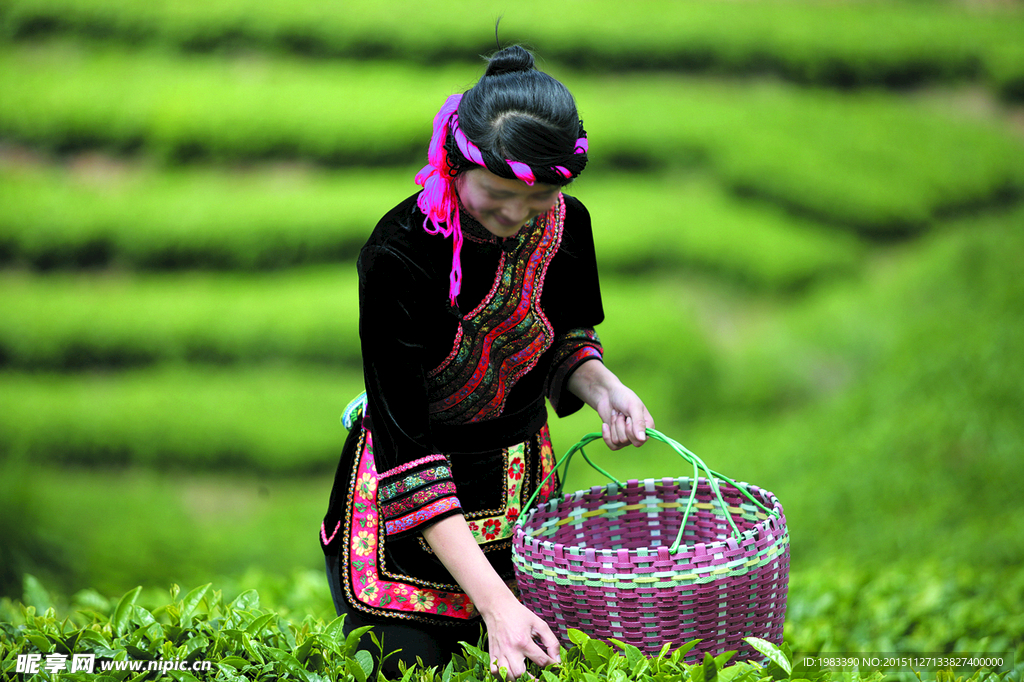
[245,613,276,636]
[347,655,369,682]
[111,587,142,638]
[292,636,315,664]
[343,625,375,656]
[744,637,791,675]
[567,629,591,647]
[230,590,260,612]
[25,632,52,652]
[355,649,374,679]
[324,615,346,642]
[610,638,648,675]
[77,629,112,649]
[218,656,250,670]
[583,638,614,668]
[702,651,720,682]
[178,584,211,629]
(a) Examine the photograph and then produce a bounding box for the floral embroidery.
[411,591,435,612]
[465,442,526,545]
[481,519,502,540]
[378,466,453,501]
[352,531,374,556]
[537,429,559,501]
[359,512,377,530]
[379,482,458,519]
[360,578,380,602]
[337,426,561,624]
[453,594,476,616]
[385,497,461,536]
[344,431,478,621]
[357,472,377,499]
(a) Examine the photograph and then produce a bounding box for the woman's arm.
[567,360,655,450]
[421,515,561,678]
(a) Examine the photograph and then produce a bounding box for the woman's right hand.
[421,515,561,678]
[479,593,561,678]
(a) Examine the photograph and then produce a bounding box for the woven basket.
[512,429,789,661]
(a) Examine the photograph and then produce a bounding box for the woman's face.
[456,168,560,239]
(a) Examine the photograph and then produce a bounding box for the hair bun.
[485,45,535,77]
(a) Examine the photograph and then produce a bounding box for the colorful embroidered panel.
[377,454,461,536]
[427,195,565,425]
[322,427,561,623]
[346,431,478,620]
[467,443,524,544]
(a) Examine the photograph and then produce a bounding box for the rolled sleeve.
[377,454,463,537]
[545,327,604,417]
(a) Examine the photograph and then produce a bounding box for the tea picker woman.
[321,45,655,678]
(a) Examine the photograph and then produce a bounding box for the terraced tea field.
[1,0,1022,667]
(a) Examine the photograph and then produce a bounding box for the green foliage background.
[0,0,1022,678]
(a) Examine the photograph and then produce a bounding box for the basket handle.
[521,428,779,553]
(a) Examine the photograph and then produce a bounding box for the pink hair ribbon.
[415,94,465,306]
[415,94,589,306]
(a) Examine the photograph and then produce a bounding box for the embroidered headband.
[414,93,588,307]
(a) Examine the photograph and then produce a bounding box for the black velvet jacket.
[320,191,605,623]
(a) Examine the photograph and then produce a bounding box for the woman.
[321,45,654,678]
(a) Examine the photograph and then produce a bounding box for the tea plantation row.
[0,165,859,285]
[1,560,1021,681]
[2,0,1022,99]
[2,42,1022,234]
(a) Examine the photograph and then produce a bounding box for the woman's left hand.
[567,361,655,450]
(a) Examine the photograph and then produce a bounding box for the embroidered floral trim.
[385,497,461,536]
[536,428,559,502]
[380,481,459,523]
[378,465,453,502]
[469,442,525,543]
[378,453,449,479]
[418,439,535,555]
[339,427,558,624]
[345,431,478,621]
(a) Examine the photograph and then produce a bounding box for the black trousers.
[324,554,485,676]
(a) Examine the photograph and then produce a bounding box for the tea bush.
[0,268,713,372]
[0,268,363,368]
[1,0,1021,98]
[0,278,712,464]
[0,366,364,472]
[0,41,465,164]
[0,566,1019,681]
[0,164,411,269]
[0,163,859,286]
[0,462,333,597]
[574,175,861,288]
[2,42,1021,234]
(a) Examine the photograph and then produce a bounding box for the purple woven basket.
[512,429,789,661]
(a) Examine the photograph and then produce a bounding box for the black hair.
[446,45,587,187]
